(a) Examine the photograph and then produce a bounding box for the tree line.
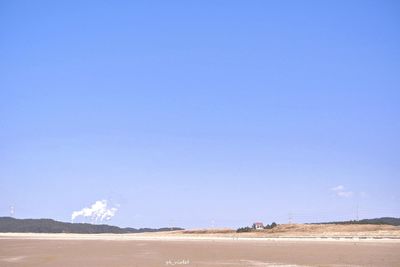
[0,217,183,234]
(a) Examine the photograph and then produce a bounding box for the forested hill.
[0,217,183,233]
[317,217,400,226]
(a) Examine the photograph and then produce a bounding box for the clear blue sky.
[1,1,399,228]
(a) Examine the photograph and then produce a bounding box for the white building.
[252,222,264,230]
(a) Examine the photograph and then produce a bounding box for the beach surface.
[1,233,400,266]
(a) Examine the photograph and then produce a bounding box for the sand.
[1,233,400,266]
[177,224,400,238]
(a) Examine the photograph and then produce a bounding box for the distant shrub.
[236,227,252,233]
[264,222,278,229]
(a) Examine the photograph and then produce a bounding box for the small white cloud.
[331,185,353,198]
[331,185,345,191]
[337,191,353,197]
[71,200,118,223]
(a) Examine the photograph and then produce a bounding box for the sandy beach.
[1,233,400,266]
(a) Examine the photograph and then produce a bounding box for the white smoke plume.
[71,200,118,223]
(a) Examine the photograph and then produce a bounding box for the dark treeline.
[314,217,400,226]
[0,217,183,234]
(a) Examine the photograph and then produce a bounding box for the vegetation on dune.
[236,222,278,233]
[314,217,400,226]
[236,217,400,233]
[236,226,253,233]
[264,222,277,229]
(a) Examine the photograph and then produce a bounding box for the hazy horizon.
[1,1,399,229]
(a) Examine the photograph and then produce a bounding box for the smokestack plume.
[71,200,118,223]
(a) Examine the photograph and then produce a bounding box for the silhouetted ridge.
[314,217,400,226]
[0,217,183,233]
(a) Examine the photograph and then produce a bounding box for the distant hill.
[0,217,183,234]
[316,217,400,226]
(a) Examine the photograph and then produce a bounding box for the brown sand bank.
[174,224,400,238]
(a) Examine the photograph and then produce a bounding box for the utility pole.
[10,205,15,217]
[288,212,293,224]
[356,202,359,221]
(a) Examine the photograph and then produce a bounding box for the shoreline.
[1,232,399,243]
